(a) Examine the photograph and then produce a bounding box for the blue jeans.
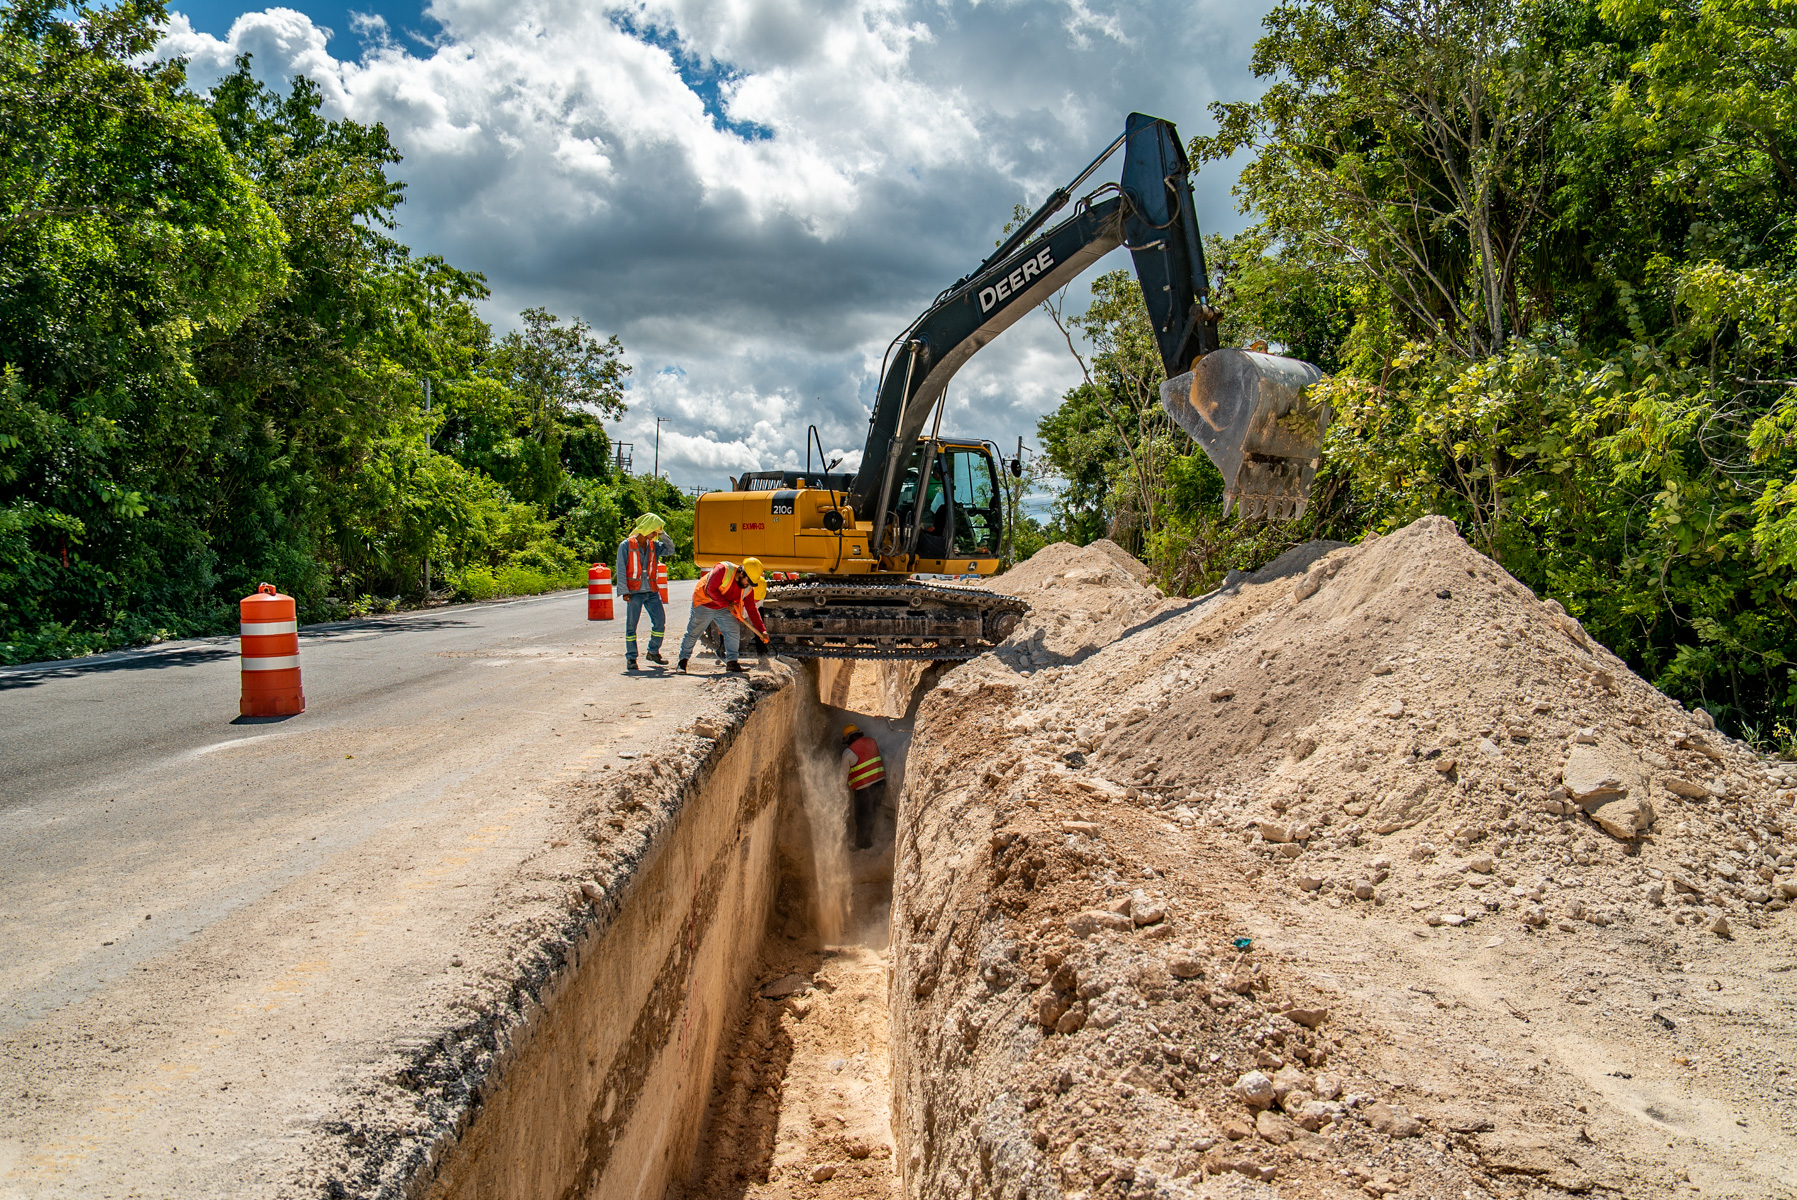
[624,592,664,663]
[678,605,744,663]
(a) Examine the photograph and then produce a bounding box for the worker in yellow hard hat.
[840,723,886,849]
[616,513,674,672]
[677,556,768,674]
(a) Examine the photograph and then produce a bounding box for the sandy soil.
[672,944,900,1200]
[671,672,912,1200]
[888,523,1797,1199]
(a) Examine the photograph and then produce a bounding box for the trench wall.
[419,678,800,1200]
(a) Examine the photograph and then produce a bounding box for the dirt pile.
[984,539,1184,670]
[890,516,1797,1199]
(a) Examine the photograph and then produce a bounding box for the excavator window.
[889,445,1001,562]
[946,448,1000,557]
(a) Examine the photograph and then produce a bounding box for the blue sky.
[163,0,1275,488]
[171,0,425,53]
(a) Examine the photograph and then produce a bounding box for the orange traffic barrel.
[588,564,614,620]
[655,561,670,603]
[240,583,304,716]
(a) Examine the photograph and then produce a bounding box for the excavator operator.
[677,557,768,674]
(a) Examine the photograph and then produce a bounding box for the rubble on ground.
[890,517,1797,1199]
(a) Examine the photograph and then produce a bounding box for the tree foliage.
[1032,0,1797,740]
[0,3,673,660]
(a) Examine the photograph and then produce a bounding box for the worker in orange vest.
[676,557,767,674]
[616,513,675,672]
[839,723,886,850]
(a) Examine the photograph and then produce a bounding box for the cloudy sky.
[161,0,1275,489]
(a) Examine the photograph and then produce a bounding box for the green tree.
[1191,0,1797,735]
[484,308,629,506]
[0,1,286,660]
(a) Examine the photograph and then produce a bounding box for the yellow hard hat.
[842,724,861,740]
[741,556,767,601]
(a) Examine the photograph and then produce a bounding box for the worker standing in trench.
[839,724,885,850]
[617,513,675,672]
[676,558,768,674]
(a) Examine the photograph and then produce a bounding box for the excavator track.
[758,579,1029,661]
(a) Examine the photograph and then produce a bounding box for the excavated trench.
[415,659,930,1200]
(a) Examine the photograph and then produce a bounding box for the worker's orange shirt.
[695,562,768,638]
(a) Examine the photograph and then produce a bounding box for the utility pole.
[654,416,670,479]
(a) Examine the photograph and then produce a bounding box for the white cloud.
[162,0,1272,488]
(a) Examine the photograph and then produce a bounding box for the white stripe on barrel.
[241,655,301,671]
[240,620,298,636]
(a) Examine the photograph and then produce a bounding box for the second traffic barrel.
[655,561,669,603]
[588,564,614,620]
[240,584,304,717]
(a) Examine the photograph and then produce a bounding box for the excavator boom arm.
[847,112,1222,545]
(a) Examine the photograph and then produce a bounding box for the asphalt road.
[0,585,787,1197]
[0,588,699,1035]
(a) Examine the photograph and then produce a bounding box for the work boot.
[724,661,748,673]
[677,658,689,673]
[646,651,667,665]
[625,660,639,673]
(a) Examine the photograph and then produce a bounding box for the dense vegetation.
[0,0,688,665]
[1031,0,1797,745]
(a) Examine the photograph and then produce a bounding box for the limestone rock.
[1067,909,1134,936]
[1365,1101,1421,1138]
[1562,745,1627,805]
[1292,1099,1334,1131]
[1221,1116,1255,1141]
[1165,953,1205,980]
[1233,1070,1275,1110]
[1662,776,1710,800]
[1271,1064,1310,1106]
[1590,795,1655,840]
[1255,1109,1298,1144]
[1281,1005,1329,1029]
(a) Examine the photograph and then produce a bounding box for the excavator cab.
[886,440,1003,572]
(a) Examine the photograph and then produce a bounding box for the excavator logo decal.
[978,245,1056,314]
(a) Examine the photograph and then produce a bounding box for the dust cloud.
[793,666,852,944]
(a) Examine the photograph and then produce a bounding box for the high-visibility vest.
[624,537,659,593]
[698,562,751,625]
[847,735,885,790]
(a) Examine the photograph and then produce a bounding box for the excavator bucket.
[1160,349,1331,520]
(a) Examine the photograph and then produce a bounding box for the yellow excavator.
[693,112,1331,661]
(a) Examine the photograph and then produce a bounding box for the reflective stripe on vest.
[626,539,657,593]
[847,736,885,789]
